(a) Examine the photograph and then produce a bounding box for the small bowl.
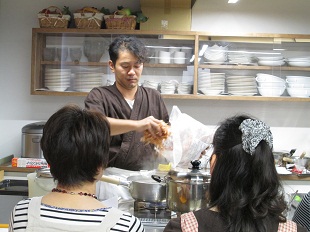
[43,48,56,61]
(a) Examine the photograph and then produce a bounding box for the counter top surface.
[1,163,310,181]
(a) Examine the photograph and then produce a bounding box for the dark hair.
[40,104,110,188]
[108,35,148,64]
[209,115,286,232]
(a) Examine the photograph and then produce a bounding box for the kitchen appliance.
[133,200,171,232]
[153,160,211,213]
[21,121,45,158]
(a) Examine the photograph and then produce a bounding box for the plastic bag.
[161,106,214,168]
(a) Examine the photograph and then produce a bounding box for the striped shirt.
[292,192,310,232]
[9,198,145,232]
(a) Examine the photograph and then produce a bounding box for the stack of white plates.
[44,68,71,91]
[143,80,159,90]
[227,75,257,96]
[203,44,227,64]
[257,56,285,66]
[198,71,225,95]
[228,52,254,65]
[73,71,104,92]
[286,57,310,67]
[256,73,286,97]
[177,82,193,94]
[286,76,310,97]
[160,80,178,94]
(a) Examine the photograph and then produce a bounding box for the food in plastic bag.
[161,106,214,168]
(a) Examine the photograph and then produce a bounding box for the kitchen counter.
[1,163,310,180]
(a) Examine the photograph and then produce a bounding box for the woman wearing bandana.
[164,115,307,232]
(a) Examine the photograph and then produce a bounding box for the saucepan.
[100,174,166,203]
[152,160,211,213]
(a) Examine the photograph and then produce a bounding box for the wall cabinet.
[31,28,310,102]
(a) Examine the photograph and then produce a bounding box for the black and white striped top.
[9,198,145,232]
[292,192,310,232]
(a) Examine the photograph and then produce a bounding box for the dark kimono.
[85,83,169,171]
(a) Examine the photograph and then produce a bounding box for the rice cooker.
[21,121,45,158]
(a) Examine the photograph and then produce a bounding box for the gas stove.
[133,201,172,232]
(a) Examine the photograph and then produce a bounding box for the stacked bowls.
[44,68,71,91]
[227,75,257,96]
[198,71,225,95]
[143,80,159,90]
[256,73,286,97]
[286,76,310,97]
[160,80,177,94]
[203,44,227,64]
[177,82,193,94]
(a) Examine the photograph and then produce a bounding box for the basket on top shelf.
[38,6,70,28]
[104,11,136,30]
[74,7,104,29]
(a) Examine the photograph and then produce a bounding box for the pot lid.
[167,160,210,182]
[36,168,53,178]
[22,121,46,134]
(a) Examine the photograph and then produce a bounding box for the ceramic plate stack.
[286,76,310,97]
[286,57,310,67]
[44,68,71,91]
[228,52,254,65]
[227,75,257,96]
[143,80,159,90]
[73,67,104,92]
[203,44,227,64]
[257,56,285,66]
[177,82,193,94]
[256,73,286,97]
[160,80,178,94]
[198,71,225,95]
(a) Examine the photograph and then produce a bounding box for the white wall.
[1,0,310,158]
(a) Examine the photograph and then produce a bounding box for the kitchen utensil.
[27,168,56,197]
[100,174,166,202]
[152,160,211,213]
[21,122,45,158]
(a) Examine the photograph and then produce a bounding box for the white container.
[287,87,310,98]
[27,170,56,197]
[174,51,186,64]
[257,86,286,97]
[159,51,171,64]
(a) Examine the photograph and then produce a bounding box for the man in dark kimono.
[85,36,169,171]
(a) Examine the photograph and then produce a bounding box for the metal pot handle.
[100,175,130,187]
[151,175,165,183]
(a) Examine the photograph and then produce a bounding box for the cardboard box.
[140,0,196,31]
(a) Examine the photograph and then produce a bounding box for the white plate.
[258,60,285,66]
[257,56,284,61]
[288,61,310,67]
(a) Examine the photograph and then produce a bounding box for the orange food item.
[141,122,170,150]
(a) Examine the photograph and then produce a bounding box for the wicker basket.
[74,12,104,29]
[38,6,70,28]
[104,12,136,30]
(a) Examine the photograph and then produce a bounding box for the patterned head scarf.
[239,119,273,155]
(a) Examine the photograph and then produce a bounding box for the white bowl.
[287,87,310,97]
[286,76,310,84]
[257,86,286,97]
[287,83,310,88]
[258,82,286,88]
[258,60,285,66]
[256,74,284,83]
[287,61,310,67]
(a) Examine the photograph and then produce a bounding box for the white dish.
[199,89,223,95]
[287,61,310,67]
[256,75,284,83]
[257,56,284,61]
[287,83,310,88]
[258,60,285,66]
[258,82,286,88]
[257,86,286,97]
[287,87,310,97]
[46,86,68,91]
[286,76,310,84]
[228,91,257,96]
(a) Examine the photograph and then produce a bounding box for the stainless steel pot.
[100,174,166,202]
[152,160,211,213]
